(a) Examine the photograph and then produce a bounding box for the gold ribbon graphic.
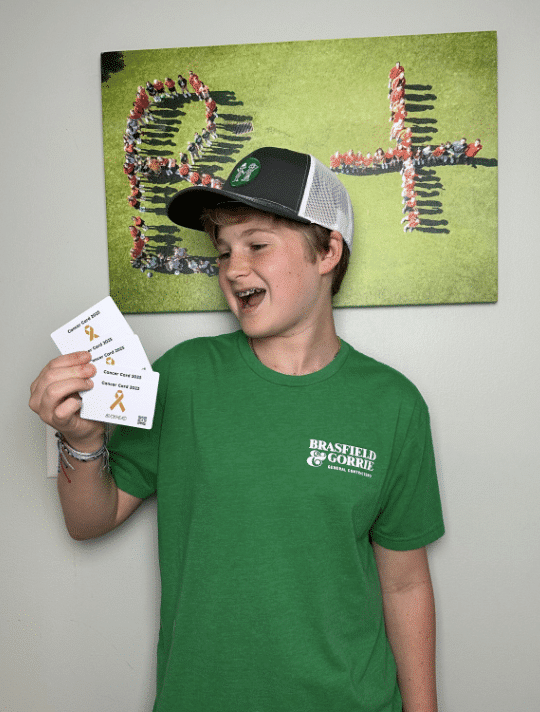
[106,357,115,365]
[85,324,99,341]
[110,390,125,413]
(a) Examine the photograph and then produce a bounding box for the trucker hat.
[166,146,354,250]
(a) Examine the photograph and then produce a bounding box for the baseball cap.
[166,146,354,250]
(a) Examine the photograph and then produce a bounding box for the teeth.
[237,288,264,297]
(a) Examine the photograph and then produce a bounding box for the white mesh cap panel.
[298,156,354,250]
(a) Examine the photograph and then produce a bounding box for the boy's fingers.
[29,370,95,420]
[32,357,95,397]
[51,393,104,443]
[53,394,84,427]
[41,377,95,419]
[30,373,100,440]
[30,351,92,395]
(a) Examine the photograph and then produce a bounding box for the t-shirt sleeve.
[370,396,444,550]
[107,352,170,500]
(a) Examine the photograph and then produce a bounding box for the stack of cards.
[51,296,159,429]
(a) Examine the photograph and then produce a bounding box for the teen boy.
[29,147,444,712]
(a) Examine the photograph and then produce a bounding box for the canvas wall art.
[101,31,497,313]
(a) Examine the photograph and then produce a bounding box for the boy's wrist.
[56,431,110,485]
[57,429,107,458]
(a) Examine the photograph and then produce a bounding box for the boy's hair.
[201,204,350,297]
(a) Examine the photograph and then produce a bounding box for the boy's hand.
[29,351,105,450]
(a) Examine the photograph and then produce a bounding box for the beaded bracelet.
[55,431,109,482]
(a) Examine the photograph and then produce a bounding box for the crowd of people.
[329,137,483,175]
[130,243,218,278]
[329,62,484,232]
[120,71,224,274]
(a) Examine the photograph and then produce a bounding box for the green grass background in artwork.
[101,32,497,314]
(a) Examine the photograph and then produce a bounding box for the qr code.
[137,416,147,426]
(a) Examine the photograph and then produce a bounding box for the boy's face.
[216,213,331,341]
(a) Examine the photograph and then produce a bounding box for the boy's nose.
[224,253,250,279]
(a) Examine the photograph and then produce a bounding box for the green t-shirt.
[109,330,444,712]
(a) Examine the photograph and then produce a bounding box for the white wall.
[2,1,539,710]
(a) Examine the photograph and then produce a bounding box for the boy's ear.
[318,231,344,275]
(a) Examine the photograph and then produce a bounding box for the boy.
[29,147,444,712]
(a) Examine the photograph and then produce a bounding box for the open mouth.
[236,287,266,310]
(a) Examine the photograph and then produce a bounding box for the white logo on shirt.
[306,438,376,477]
[307,450,327,467]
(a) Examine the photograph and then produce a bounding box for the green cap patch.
[229,158,261,186]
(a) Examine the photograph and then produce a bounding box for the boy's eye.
[251,243,267,251]
[217,252,230,262]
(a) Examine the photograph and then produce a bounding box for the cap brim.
[167,184,310,232]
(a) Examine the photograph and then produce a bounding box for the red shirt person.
[330,152,342,170]
[205,97,217,115]
[465,139,483,162]
[389,62,404,82]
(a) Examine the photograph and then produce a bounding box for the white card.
[51,296,133,355]
[80,363,160,430]
[89,333,151,370]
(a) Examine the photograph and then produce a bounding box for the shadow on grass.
[417,220,450,234]
[151,104,186,118]
[139,140,176,151]
[406,93,437,103]
[408,117,437,124]
[413,178,444,193]
[406,103,435,113]
[198,141,247,164]
[148,224,179,234]
[218,134,252,143]
[474,157,498,167]
[411,131,439,142]
[212,90,243,106]
[219,113,253,124]
[142,129,176,139]
[146,231,183,250]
